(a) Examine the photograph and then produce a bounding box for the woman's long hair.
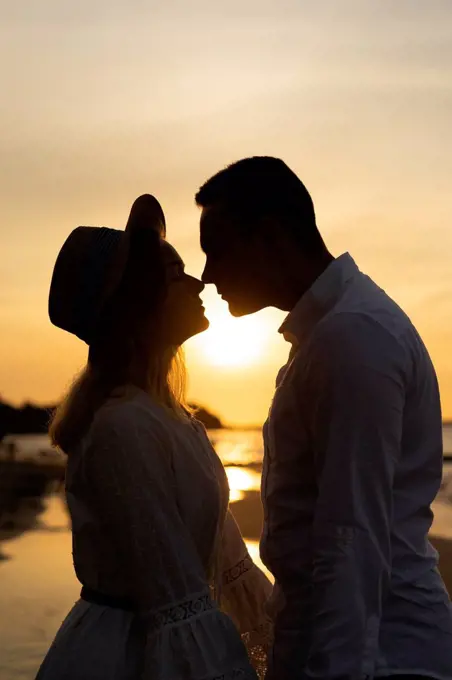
[49,226,190,454]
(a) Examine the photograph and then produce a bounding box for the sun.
[190,295,269,368]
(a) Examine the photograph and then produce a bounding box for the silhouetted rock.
[189,404,223,429]
[0,398,223,439]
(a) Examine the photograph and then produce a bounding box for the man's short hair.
[195,156,322,252]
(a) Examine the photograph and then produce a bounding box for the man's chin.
[179,317,210,345]
[229,306,247,318]
[227,298,260,317]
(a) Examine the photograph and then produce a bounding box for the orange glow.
[225,466,261,503]
[191,297,271,369]
[1,3,452,424]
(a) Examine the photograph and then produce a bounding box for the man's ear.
[251,216,297,273]
[256,216,282,244]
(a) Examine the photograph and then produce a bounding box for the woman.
[36,195,272,680]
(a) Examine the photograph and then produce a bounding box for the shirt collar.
[279,252,359,345]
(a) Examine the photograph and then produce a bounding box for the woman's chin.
[194,315,210,335]
[178,316,210,345]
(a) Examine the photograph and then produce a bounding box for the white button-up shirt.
[261,253,452,680]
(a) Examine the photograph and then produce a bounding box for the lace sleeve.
[220,509,274,679]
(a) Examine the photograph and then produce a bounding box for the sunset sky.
[1,1,452,425]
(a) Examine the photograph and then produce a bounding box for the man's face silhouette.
[200,205,270,317]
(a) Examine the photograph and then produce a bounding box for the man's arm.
[303,312,406,680]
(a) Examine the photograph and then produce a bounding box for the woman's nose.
[187,275,205,294]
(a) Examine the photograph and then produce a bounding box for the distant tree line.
[0,399,223,441]
[0,401,54,440]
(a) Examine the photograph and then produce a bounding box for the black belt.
[80,585,136,612]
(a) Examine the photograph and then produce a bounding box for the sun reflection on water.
[246,540,273,581]
[225,466,261,503]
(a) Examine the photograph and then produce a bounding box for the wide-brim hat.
[49,194,166,345]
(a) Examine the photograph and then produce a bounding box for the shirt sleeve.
[302,313,406,680]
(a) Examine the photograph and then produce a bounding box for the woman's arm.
[220,508,274,678]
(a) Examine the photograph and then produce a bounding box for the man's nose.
[201,260,213,284]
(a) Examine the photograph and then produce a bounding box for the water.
[1,426,452,679]
[444,422,452,458]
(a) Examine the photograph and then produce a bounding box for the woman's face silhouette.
[160,241,209,346]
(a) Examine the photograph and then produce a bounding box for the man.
[196,157,452,680]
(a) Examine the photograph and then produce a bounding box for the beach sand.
[430,536,452,595]
[230,491,452,595]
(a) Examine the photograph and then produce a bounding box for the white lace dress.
[36,389,272,680]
